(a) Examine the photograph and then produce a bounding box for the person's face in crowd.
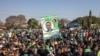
[46,22,52,30]
[9,51,14,56]
[94,45,98,51]
[0,50,2,54]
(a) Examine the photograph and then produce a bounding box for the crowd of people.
[0,28,100,56]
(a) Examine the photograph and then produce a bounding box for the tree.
[72,16,100,28]
[0,20,4,26]
[17,15,26,24]
[59,18,70,29]
[5,15,26,29]
[28,18,40,29]
[88,10,92,28]
[72,10,100,28]
[17,15,26,28]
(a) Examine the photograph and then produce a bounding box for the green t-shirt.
[45,45,50,51]
[98,50,100,56]
[84,48,91,53]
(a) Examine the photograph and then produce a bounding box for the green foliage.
[72,16,100,28]
[28,18,41,29]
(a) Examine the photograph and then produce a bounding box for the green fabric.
[84,48,91,53]
[38,45,41,48]
[45,45,50,51]
[29,43,33,47]
[98,50,100,56]
[24,54,28,56]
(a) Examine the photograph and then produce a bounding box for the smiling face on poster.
[41,16,60,40]
[43,21,53,32]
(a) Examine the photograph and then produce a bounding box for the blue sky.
[0,0,100,22]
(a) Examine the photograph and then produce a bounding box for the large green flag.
[41,16,60,40]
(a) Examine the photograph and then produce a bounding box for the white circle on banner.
[43,21,54,32]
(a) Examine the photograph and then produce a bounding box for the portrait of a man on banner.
[41,16,60,40]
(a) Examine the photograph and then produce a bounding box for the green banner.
[41,16,60,40]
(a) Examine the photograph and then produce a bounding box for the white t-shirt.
[8,32,12,37]
[47,51,54,56]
